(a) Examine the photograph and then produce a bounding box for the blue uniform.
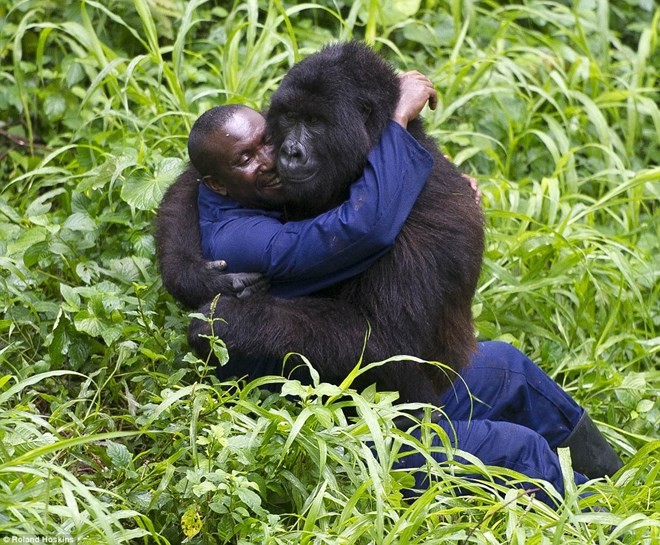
[199,120,433,298]
[394,341,588,507]
[197,121,589,508]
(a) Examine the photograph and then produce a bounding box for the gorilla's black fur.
[158,42,484,404]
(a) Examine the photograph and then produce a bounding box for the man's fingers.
[403,72,437,110]
[428,88,438,110]
[463,174,482,206]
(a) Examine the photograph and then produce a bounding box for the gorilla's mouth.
[277,157,318,184]
[282,173,316,184]
[278,166,318,184]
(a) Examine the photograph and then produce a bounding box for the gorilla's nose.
[280,138,308,166]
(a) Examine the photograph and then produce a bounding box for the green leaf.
[25,188,64,217]
[68,338,91,368]
[63,212,96,232]
[48,317,68,367]
[360,0,421,27]
[43,94,67,120]
[636,399,654,413]
[7,227,48,256]
[60,284,81,309]
[106,440,132,468]
[0,199,21,223]
[280,380,310,400]
[236,487,262,512]
[76,262,98,284]
[23,240,50,268]
[73,309,104,337]
[120,158,184,210]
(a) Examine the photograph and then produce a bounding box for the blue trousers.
[394,341,589,506]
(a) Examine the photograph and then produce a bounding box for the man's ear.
[203,175,228,196]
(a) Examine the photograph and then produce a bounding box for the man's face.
[205,108,285,209]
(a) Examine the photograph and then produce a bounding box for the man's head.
[188,105,284,209]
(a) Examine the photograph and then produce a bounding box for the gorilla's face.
[273,113,326,184]
[266,42,399,219]
[275,112,334,185]
[267,81,373,214]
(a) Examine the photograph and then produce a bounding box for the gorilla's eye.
[308,115,321,124]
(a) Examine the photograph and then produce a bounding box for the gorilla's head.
[266,41,399,219]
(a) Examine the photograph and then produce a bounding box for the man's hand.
[441,153,482,207]
[463,174,482,206]
[391,71,438,128]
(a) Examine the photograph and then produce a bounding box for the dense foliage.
[0,0,658,543]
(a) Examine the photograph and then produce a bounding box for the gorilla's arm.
[188,294,443,404]
[154,165,269,308]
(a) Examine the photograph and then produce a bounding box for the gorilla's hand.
[228,272,270,299]
[204,259,228,271]
[203,261,270,298]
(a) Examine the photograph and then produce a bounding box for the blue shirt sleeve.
[198,120,434,295]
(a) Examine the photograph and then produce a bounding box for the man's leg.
[438,341,622,477]
[394,418,589,508]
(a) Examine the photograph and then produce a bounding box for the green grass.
[0,0,658,543]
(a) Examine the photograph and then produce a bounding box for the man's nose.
[258,145,276,171]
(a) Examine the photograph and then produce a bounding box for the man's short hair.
[188,104,248,177]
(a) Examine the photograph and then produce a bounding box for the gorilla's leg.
[188,295,443,404]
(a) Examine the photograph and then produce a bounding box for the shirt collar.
[198,181,282,220]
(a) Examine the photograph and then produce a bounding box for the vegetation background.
[0,0,658,543]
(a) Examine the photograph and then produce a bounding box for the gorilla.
[155,42,484,404]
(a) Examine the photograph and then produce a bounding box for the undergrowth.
[0,0,658,543]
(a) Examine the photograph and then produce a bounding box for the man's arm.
[198,72,437,290]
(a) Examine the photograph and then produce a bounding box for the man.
[160,72,622,507]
